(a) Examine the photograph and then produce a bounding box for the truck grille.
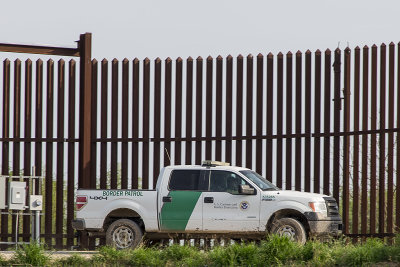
[323,197,339,216]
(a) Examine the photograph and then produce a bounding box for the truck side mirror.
[239,184,255,195]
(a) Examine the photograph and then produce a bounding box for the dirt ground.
[0,251,97,261]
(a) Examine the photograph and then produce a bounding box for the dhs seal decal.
[240,201,249,211]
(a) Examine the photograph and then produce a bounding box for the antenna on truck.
[165,148,171,166]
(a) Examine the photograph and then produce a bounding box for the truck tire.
[270,217,307,245]
[106,219,143,249]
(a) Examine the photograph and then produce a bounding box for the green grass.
[56,254,90,266]
[2,235,400,266]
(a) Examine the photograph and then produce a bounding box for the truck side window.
[169,170,201,191]
[209,171,249,194]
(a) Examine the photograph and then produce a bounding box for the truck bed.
[75,189,158,231]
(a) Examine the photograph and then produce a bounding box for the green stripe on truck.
[160,191,202,231]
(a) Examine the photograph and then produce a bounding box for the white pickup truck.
[72,161,342,249]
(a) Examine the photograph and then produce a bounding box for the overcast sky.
[1,0,399,60]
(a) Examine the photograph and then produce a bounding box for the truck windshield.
[239,170,279,191]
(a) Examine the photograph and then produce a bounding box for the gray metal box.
[29,195,43,211]
[8,181,26,210]
[0,177,6,209]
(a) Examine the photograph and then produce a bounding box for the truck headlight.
[309,202,327,216]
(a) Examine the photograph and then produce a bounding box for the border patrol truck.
[72,161,342,249]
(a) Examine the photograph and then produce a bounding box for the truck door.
[202,170,260,232]
[159,169,207,232]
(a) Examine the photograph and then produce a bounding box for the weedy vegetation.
[11,243,50,266]
[1,235,400,266]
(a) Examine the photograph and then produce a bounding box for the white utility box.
[8,181,27,210]
[0,175,44,246]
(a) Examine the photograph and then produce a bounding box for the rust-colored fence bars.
[0,33,92,249]
[0,38,400,249]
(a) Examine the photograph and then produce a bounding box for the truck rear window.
[169,170,201,190]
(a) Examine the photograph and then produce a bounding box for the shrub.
[334,238,391,266]
[258,234,303,265]
[55,254,90,266]
[161,245,206,266]
[128,247,164,267]
[12,243,50,266]
[91,246,132,265]
[387,234,400,262]
[208,242,260,266]
[303,240,336,266]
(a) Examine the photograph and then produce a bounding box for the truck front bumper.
[304,212,342,236]
[308,220,342,236]
[72,219,86,231]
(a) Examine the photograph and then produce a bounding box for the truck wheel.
[270,217,306,245]
[106,219,143,249]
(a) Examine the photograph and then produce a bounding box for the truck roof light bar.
[202,160,230,167]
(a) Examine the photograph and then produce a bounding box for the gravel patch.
[0,251,98,260]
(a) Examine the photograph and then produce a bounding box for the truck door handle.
[204,197,214,203]
[162,196,172,202]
